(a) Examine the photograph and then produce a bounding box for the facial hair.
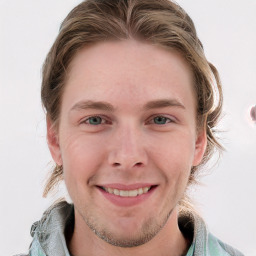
[81,206,173,248]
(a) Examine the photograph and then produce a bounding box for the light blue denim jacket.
[18,201,244,256]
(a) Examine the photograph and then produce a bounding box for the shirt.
[21,201,244,256]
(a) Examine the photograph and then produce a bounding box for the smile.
[97,185,157,207]
[101,186,151,197]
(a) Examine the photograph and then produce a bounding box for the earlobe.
[192,129,207,166]
[46,117,62,166]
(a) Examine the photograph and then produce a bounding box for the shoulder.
[28,200,73,256]
[208,233,244,256]
[178,209,244,256]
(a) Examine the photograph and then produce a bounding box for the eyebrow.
[70,100,115,112]
[143,99,185,110]
[70,98,185,112]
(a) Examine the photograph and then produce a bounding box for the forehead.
[63,40,195,111]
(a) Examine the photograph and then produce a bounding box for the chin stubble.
[82,208,173,248]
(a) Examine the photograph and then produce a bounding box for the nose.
[107,124,148,170]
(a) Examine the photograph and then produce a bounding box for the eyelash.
[82,115,110,126]
[147,115,175,125]
[81,115,175,126]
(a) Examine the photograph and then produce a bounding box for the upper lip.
[97,183,157,190]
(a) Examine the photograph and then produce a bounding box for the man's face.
[48,40,206,247]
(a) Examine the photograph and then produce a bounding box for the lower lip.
[97,186,157,207]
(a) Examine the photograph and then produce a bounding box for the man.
[23,0,244,255]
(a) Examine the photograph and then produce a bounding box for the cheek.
[60,133,106,180]
[148,131,195,176]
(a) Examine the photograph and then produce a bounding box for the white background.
[1,0,256,255]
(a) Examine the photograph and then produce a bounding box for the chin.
[83,209,172,248]
[92,226,159,248]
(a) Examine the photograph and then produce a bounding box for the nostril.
[112,162,143,168]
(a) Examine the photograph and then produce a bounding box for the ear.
[46,116,63,166]
[192,128,207,166]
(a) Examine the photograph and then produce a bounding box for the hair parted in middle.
[42,0,223,209]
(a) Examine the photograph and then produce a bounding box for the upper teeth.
[103,187,151,197]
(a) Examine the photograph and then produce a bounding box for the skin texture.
[47,40,207,256]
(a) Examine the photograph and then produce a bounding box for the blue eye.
[153,116,171,125]
[87,116,102,125]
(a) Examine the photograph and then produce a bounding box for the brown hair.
[42,0,223,207]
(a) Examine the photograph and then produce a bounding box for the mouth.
[97,185,158,197]
[96,184,158,207]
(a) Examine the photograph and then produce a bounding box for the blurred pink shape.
[250,105,256,122]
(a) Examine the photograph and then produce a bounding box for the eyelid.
[78,114,177,126]
[147,114,176,124]
[80,115,111,125]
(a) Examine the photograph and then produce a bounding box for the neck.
[67,207,190,256]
